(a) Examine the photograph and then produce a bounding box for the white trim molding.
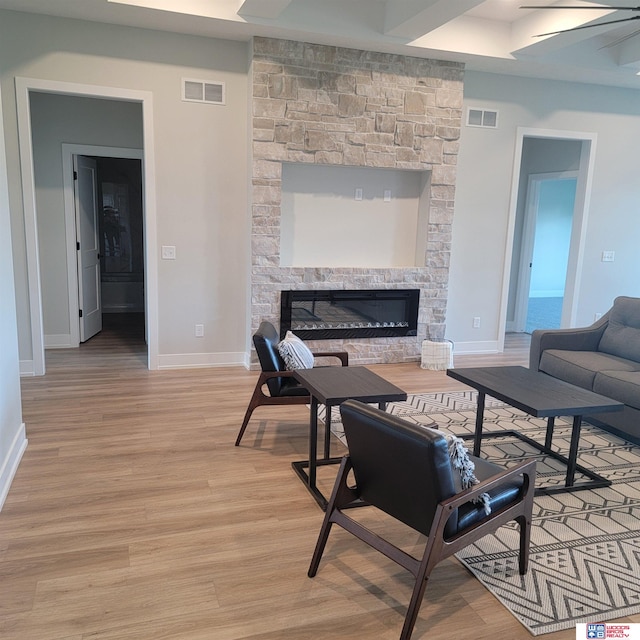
[157,352,247,369]
[0,423,27,512]
[451,340,500,355]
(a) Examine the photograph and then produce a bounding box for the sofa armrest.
[529,313,609,371]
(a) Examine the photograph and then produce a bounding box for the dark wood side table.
[292,366,407,509]
[447,366,624,495]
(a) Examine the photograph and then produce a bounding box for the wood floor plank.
[0,324,582,639]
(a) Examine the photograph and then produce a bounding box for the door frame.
[513,170,578,332]
[62,145,144,347]
[15,77,158,374]
[498,127,597,350]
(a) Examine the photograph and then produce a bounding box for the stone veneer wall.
[251,37,464,365]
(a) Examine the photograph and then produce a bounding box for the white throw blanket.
[442,431,491,515]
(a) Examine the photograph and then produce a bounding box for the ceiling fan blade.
[521,5,640,9]
[534,14,640,36]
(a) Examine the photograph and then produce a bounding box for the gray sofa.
[529,296,640,444]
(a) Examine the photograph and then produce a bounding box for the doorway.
[15,77,159,376]
[502,130,596,344]
[516,172,578,334]
[63,145,145,350]
[94,156,145,344]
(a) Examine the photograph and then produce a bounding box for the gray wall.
[449,71,640,351]
[0,9,250,370]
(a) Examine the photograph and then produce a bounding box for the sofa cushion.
[539,349,640,390]
[593,370,640,411]
[599,296,640,362]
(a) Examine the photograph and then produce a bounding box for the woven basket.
[420,340,454,370]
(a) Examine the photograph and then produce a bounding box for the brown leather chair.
[235,321,348,446]
[308,400,536,640]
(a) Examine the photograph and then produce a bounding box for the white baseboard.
[0,422,27,512]
[19,360,34,376]
[45,334,73,348]
[452,340,500,355]
[157,352,247,369]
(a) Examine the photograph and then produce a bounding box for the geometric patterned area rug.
[325,391,640,636]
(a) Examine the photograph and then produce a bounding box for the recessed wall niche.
[280,164,430,268]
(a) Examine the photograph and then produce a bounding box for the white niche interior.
[280,163,431,268]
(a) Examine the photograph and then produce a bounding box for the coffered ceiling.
[2,0,640,88]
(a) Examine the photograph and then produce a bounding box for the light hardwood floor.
[2,325,577,639]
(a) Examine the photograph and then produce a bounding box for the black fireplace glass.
[280,289,420,340]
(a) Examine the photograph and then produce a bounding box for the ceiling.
[3,0,640,89]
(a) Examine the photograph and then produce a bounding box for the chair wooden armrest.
[256,370,297,381]
[312,351,349,366]
[440,457,536,512]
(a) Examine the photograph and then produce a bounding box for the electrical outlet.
[473,317,481,328]
[354,188,363,201]
[195,324,204,337]
[161,245,176,260]
[383,189,391,202]
[601,250,615,262]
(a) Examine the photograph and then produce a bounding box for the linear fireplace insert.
[280,289,420,340]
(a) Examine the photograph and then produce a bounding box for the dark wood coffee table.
[446,366,624,495]
[292,366,407,509]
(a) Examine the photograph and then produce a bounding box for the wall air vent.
[467,108,498,128]
[182,78,225,105]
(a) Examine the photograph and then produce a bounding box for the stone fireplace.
[250,37,464,365]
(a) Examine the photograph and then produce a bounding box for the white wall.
[0,81,27,509]
[449,71,640,352]
[0,9,250,370]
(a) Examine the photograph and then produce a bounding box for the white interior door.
[75,155,102,342]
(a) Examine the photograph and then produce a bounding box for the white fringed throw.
[445,433,491,515]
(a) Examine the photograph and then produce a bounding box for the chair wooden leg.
[308,516,334,578]
[517,513,531,575]
[235,407,255,447]
[235,381,265,446]
[308,457,352,577]
[399,545,438,640]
